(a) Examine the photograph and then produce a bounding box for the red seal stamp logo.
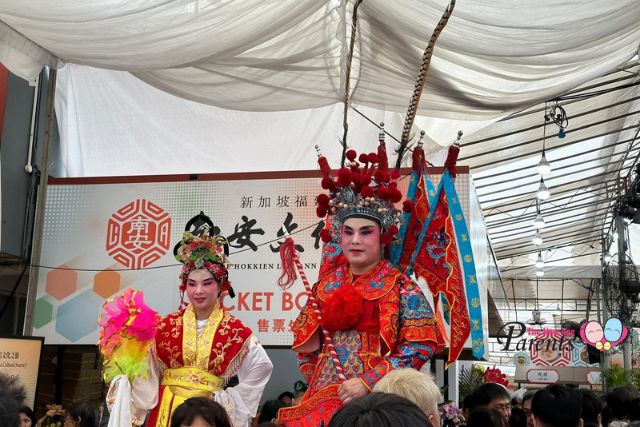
[106,199,172,269]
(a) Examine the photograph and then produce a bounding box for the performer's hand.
[338,378,369,404]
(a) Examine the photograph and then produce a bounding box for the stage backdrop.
[31,169,481,346]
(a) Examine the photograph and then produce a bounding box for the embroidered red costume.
[146,305,254,426]
[279,258,438,426]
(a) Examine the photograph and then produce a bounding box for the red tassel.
[278,238,298,290]
[444,145,460,178]
[412,146,425,173]
[318,156,332,179]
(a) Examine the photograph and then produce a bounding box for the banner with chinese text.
[32,170,480,346]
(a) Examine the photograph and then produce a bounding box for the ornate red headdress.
[315,131,411,246]
[173,212,233,306]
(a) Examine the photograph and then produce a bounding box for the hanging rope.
[340,0,364,167]
[396,0,456,169]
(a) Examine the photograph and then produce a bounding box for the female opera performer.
[100,224,273,427]
[278,147,440,426]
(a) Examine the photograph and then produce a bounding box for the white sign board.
[526,369,560,384]
[33,170,472,346]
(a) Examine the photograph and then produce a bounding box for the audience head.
[19,406,36,427]
[373,368,442,425]
[277,392,294,405]
[0,373,27,427]
[327,392,432,427]
[629,397,640,422]
[521,390,536,427]
[462,393,477,418]
[578,389,602,427]
[509,407,527,427]
[605,385,640,422]
[467,407,506,427]
[170,397,232,427]
[64,402,97,427]
[470,382,511,424]
[258,400,288,424]
[531,384,582,427]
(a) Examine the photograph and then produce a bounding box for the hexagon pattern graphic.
[56,290,103,342]
[45,266,78,300]
[93,270,121,298]
[33,298,54,329]
[106,199,171,269]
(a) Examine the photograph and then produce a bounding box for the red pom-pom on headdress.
[346,149,357,161]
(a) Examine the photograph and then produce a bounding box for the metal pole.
[23,68,56,335]
[615,215,633,378]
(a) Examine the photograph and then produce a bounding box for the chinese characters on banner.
[34,171,471,346]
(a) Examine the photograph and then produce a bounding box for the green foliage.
[458,365,486,405]
[603,365,640,388]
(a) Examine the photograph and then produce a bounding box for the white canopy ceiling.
[2,0,640,120]
[2,0,640,321]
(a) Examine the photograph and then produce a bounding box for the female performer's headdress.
[315,130,413,246]
[173,212,234,306]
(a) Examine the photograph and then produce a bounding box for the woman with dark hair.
[467,407,506,427]
[170,398,231,427]
[101,215,273,427]
[19,406,36,427]
[327,392,432,427]
[64,402,97,427]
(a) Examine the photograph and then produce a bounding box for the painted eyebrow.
[343,225,376,231]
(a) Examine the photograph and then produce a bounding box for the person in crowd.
[469,383,511,425]
[277,392,294,406]
[0,373,27,427]
[19,406,36,427]
[327,392,432,427]
[279,147,439,425]
[603,385,640,426]
[511,395,523,409]
[169,397,232,427]
[258,401,288,424]
[467,407,507,427]
[531,384,582,427]
[521,390,536,427]
[372,368,442,426]
[64,402,97,427]
[578,389,602,427]
[462,393,477,420]
[509,407,527,427]
[103,215,273,427]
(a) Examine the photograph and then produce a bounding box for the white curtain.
[1,0,639,118]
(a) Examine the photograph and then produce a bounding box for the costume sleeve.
[106,349,160,427]
[359,281,437,390]
[214,336,273,427]
[291,282,321,381]
[297,350,319,382]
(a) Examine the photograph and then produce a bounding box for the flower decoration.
[440,402,465,427]
[483,367,509,388]
[98,289,161,382]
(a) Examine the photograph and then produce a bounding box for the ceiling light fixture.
[538,152,551,175]
[535,252,544,269]
[533,231,543,246]
[534,200,545,229]
[536,177,550,200]
[536,269,545,277]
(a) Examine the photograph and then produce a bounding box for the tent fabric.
[1,1,640,119]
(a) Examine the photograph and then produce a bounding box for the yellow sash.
[155,366,223,426]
